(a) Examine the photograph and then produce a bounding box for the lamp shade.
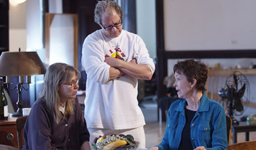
[0,51,46,76]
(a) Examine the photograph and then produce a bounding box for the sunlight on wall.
[9,1,26,51]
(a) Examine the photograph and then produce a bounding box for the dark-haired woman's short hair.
[173,59,208,92]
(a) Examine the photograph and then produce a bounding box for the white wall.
[48,0,62,13]
[9,1,26,52]
[47,14,76,66]
[9,0,44,55]
[9,0,63,55]
[163,0,256,50]
[136,0,156,59]
[26,0,43,51]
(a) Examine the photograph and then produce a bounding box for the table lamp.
[0,48,46,117]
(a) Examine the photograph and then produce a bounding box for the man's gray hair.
[94,0,123,26]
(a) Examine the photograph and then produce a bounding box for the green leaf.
[91,143,98,150]
[125,136,135,146]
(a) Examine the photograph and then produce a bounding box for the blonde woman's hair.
[39,63,80,123]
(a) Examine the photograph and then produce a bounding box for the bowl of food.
[91,134,139,150]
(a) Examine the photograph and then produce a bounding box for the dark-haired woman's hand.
[148,147,158,150]
[194,146,206,150]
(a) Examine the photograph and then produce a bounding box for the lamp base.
[11,110,23,117]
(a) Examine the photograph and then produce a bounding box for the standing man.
[81,0,155,148]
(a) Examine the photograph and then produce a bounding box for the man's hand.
[105,57,125,80]
[129,58,137,64]
[105,57,121,68]
[109,67,124,80]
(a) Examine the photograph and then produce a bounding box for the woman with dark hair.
[23,63,90,150]
[150,59,227,150]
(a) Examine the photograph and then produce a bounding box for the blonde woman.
[23,63,90,150]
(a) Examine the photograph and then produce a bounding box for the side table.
[232,121,256,143]
[0,120,18,148]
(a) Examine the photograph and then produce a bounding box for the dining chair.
[16,115,28,150]
[0,144,17,150]
[205,66,237,114]
[226,115,232,145]
[226,140,256,150]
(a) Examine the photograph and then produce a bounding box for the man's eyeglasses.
[101,21,122,31]
[63,80,79,88]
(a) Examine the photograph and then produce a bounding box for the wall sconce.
[9,0,26,6]
[0,48,46,117]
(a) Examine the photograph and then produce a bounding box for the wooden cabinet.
[0,120,18,148]
[0,0,9,54]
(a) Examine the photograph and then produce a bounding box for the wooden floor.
[144,121,166,148]
[141,101,256,149]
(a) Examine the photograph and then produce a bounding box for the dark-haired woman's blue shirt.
[157,93,228,150]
